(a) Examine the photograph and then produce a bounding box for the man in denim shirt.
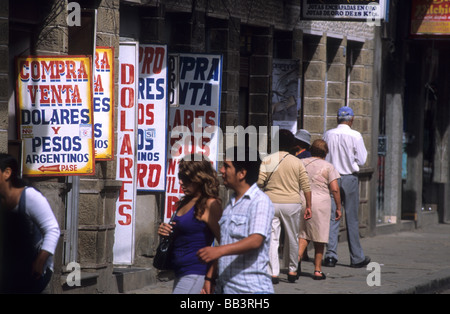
[197,146,274,294]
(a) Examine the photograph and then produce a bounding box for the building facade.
[375,0,450,232]
[3,0,381,293]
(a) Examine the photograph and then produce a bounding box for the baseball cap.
[294,129,311,145]
[337,106,354,117]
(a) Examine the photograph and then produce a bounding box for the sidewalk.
[126,223,450,294]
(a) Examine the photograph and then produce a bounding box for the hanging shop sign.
[411,0,450,36]
[164,53,223,222]
[137,44,168,191]
[94,47,114,160]
[272,59,300,134]
[16,55,95,176]
[114,42,138,265]
[301,0,387,22]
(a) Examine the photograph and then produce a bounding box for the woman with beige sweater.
[258,129,312,283]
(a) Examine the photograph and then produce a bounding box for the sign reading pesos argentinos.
[16,55,95,176]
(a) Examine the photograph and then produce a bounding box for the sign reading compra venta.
[16,55,95,176]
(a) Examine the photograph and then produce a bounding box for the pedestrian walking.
[298,139,342,280]
[258,129,312,284]
[323,106,370,268]
[157,154,222,294]
[0,153,60,294]
[197,146,274,294]
[294,128,313,262]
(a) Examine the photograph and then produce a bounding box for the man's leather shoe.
[323,257,337,267]
[350,256,371,268]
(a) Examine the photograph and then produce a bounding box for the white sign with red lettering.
[164,54,222,222]
[114,42,138,265]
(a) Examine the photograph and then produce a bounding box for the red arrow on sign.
[38,165,61,172]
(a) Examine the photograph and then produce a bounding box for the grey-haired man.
[322,106,370,268]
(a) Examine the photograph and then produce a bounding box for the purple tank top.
[171,205,214,277]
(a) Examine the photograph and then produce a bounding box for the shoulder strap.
[18,187,27,215]
[263,153,290,188]
[303,158,321,169]
[18,187,43,251]
[168,206,181,223]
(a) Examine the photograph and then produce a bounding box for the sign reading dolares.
[16,55,95,176]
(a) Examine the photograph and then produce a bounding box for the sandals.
[313,270,326,280]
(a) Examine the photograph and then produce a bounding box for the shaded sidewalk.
[126,223,450,294]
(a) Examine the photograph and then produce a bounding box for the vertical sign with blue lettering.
[137,45,168,191]
[16,56,95,176]
[94,47,114,160]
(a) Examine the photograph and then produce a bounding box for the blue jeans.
[172,274,205,294]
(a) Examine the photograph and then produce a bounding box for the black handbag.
[153,208,180,270]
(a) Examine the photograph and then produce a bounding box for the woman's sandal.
[313,270,326,280]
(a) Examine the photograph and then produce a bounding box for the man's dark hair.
[278,129,295,152]
[226,146,261,185]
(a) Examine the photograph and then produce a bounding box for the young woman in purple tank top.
[158,154,222,294]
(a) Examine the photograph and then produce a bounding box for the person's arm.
[202,198,222,240]
[355,135,368,166]
[27,189,60,278]
[257,163,268,189]
[199,199,222,294]
[298,162,312,219]
[201,260,218,294]
[197,234,264,264]
[32,250,51,279]
[329,179,342,221]
[303,190,312,220]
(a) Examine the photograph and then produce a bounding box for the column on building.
[68,0,122,293]
[248,26,273,141]
[135,3,167,266]
[302,34,326,140]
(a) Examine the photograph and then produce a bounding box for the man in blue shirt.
[197,146,274,294]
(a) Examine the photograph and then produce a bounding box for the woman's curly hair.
[177,154,220,219]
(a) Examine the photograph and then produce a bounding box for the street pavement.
[126,223,450,294]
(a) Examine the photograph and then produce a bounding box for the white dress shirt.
[323,124,368,175]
